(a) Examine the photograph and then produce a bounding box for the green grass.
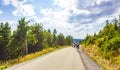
[0,46,68,70]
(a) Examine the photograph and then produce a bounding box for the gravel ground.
[77,48,103,70]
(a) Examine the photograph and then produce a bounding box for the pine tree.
[0,22,11,60]
[65,35,73,45]
[8,18,29,58]
[114,18,118,31]
[27,23,44,53]
[53,29,57,46]
[56,33,65,46]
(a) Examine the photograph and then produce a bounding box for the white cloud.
[73,9,91,15]
[40,8,72,23]
[40,8,52,16]
[53,0,91,15]
[53,0,78,10]
[12,4,35,16]
[91,7,103,15]
[0,10,3,14]
[92,0,111,6]
[96,0,110,5]
[26,16,41,23]
[38,13,73,31]
[2,0,27,7]
[80,18,93,23]
[76,23,100,38]
[7,20,17,24]
[0,20,17,25]
[95,17,113,24]
[2,0,35,17]
[112,8,120,18]
[53,9,72,21]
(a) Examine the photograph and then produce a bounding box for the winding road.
[6,47,102,70]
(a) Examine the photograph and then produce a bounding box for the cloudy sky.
[0,0,120,39]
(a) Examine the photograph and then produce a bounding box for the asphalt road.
[6,47,85,70]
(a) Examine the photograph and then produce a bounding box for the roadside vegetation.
[0,18,73,70]
[81,15,120,70]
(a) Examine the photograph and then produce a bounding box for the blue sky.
[0,0,120,39]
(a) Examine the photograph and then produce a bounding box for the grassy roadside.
[0,46,68,70]
[82,44,120,70]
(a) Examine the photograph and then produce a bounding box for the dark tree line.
[0,18,73,61]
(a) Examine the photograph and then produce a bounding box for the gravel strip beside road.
[77,48,103,70]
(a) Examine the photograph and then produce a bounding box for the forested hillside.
[81,16,120,70]
[0,18,73,61]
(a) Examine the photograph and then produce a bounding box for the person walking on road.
[76,42,79,49]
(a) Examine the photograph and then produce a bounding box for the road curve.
[6,47,85,70]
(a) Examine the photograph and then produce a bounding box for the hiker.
[76,42,79,49]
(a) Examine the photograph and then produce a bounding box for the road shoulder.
[77,48,103,70]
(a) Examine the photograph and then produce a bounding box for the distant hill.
[73,39,83,43]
